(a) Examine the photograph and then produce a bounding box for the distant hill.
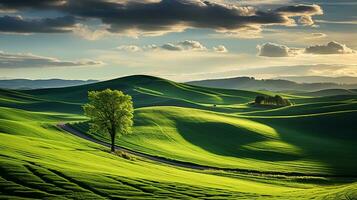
[0,79,98,89]
[276,76,357,84]
[187,77,357,91]
[4,76,357,91]
[0,75,267,114]
[19,75,263,110]
[296,89,357,97]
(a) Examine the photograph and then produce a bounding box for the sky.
[0,0,356,81]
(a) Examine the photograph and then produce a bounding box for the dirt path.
[58,123,356,178]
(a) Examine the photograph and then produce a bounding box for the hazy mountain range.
[275,76,357,85]
[2,76,357,91]
[0,79,98,89]
[187,76,357,91]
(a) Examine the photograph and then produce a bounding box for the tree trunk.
[110,130,115,152]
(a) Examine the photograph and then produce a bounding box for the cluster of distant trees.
[254,95,292,106]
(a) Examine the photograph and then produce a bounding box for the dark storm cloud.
[0,0,323,35]
[0,15,75,33]
[275,4,323,15]
[0,0,64,9]
[60,0,292,35]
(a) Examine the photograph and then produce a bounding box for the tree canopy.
[83,89,134,152]
[254,95,292,106]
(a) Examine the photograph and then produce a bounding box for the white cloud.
[257,42,301,57]
[116,45,142,52]
[157,40,207,51]
[258,41,356,57]
[116,40,226,53]
[73,23,111,40]
[178,40,207,51]
[213,45,228,53]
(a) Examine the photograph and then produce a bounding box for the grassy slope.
[74,105,357,176]
[1,75,357,199]
[4,107,357,199]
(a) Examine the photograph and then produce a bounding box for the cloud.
[213,45,228,53]
[160,43,183,51]
[158,40,207,51]
[0,1,324,36]
[258,41,356,57]
[276,4,322,26]
[308,32,327,39]
[66,0,282,36]
[305,41,355,54]
[315,20,357,25]
[257,42,301,57]
[0,15,75,33]
[298,15,314,26]
[72,23,111,40]
[116,45,142,52]
[220,0,291,5]
[117,40,227,53]
[275,4,323,16]
[0,0,65,10]
[0,51,103,68]
[177,40,207,51]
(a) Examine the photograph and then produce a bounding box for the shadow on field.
[251,111,357,176]
[176,121,301,162]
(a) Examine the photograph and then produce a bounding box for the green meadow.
[1,75,357,199]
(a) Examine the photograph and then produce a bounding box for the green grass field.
[1,75,356,199]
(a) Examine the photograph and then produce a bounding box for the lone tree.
[83,89,134,152]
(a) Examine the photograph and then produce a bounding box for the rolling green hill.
[23,75,261,105]
[72,105,357,176]
[1,75,356,199]
[0,75,267,115]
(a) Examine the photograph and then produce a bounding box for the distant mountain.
[187,77,357,91]
[276,76,357,84]
[0,79,98,89]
